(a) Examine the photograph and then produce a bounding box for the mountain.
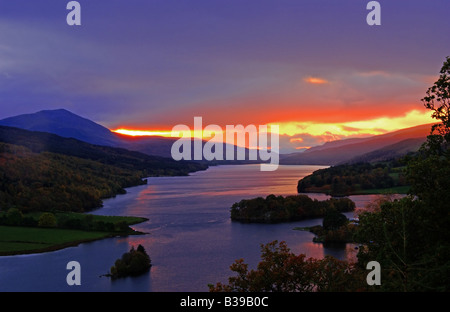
[0,109,124,147]
[280,123,433,165]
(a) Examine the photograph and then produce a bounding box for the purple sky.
[0,0,449,151]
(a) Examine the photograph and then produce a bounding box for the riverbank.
[0,214,148,256]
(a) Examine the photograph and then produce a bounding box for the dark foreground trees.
[209,240,368,292]
[355,196,450,291]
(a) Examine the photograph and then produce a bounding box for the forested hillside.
[0,142,149,212]
[297,161,409,196]
[0,126,207,213]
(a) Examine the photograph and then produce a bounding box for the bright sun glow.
[269,109,434,138]
[113,128,211,140]
[113,129,174,136]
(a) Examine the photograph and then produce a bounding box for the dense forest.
[297,160,409,196]
[0,141,144,212]
[0,126,207,213]
[230,194,355,223]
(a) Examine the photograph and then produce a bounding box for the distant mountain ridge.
[280,123,433,165]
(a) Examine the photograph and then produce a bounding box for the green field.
[0,212,149,256]
[0,226,111,255]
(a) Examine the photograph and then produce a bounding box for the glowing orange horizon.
[113,128,174,137]
[112,109,434,142]
[113,127,276,149]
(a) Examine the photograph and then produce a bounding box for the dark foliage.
[209,240,368,292]
[109,244,152,279]
[297,161,408,196]
[230,194,355,223]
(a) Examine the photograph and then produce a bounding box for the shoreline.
[0,234,114,257]
[0,219,149,257]
[299,187,409,197]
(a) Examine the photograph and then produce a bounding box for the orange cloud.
[304,76,329,84]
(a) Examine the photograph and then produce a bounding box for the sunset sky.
[1,0,449,152]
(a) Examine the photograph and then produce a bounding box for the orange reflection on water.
[299,241,325,259]
[290,240,359,263]
[136,185,158,204]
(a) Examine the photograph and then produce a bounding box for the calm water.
[0,165,381,292]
